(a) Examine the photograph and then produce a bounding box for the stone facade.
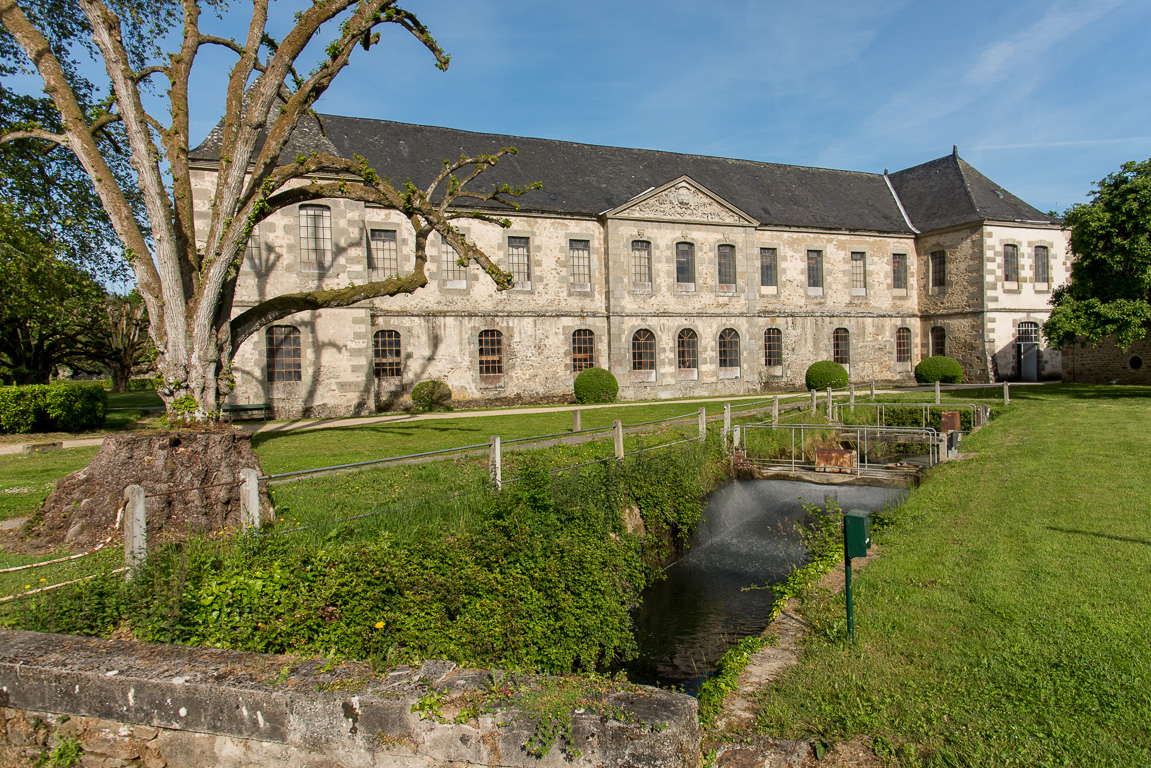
[188,123,1071,418]
[1062,335,1151,384]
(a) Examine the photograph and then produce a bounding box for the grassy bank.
[751,385,1151,766]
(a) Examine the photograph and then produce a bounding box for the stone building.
[190,118,1070,418]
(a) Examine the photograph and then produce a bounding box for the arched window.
[896,327,912,364]
[764,328,782,367]
[676,242,695,286]
[373,330,402,378]
[677,329,698,370]
[631,240,652,286]
[1017,321,1040,344]
[719,328,740,368]
[930,326,946,357]
[632,329,655,371]
[478,330,503,375]
[1004,244,1019,283]
[572,329,595,372]
[832,327,850,365]
[299,204,331,267]
[266,326,302,382]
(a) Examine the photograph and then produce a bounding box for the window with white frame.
[930,250,946,289]
[569,239,591,286]
[892,253,908,291]
[369,229,399,277]
[850,252,866,293]
[760,247,777,287]
[1034,246,1050,285]
[508,236,531,286]
[631,240,652,286]
[807,250,824,289]
[1004,244,1019,283]
[676,242,695,286]
[717,244,736,289]
[299,205,331,267]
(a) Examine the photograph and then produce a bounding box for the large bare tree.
[0,0,534,415]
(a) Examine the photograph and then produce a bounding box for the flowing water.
[626,479,907,694]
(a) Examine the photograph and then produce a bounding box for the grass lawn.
[0,447,98,522]
[751,384,1151,766]
[106,389,164,409]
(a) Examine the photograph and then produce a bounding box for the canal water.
[626,479,907,694]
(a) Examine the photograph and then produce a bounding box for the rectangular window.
[508,236,531,286]
[266,326,302,383]
[1004,244,1019,283]
[478,330,503,376]
[759,247,777,287]
[807,250,824,289]
[892,253,908,291]
[896,327,911,364]
[1034,245,1050,285]
[569,239,591,286]
[299,205,331,267]
[851,252,866,293]
[244,230,260,270]
[369,229,399,277]
[717,244,736,288]
[440,235,467,282]
[631,240,652,286]
[676,242,695,285]
[931,250,946,289]
[572,329,595,372]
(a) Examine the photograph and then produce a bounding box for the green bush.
[573,367,619,404]
[915,355,963,384]
[805,361,849,391]
[0,383,106,434]
[410,380,452,412]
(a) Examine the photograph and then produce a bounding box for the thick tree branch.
[0,126,67,146]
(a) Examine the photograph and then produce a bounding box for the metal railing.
[830,401,991,430]
[738,421,943,477]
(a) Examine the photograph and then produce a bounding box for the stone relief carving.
[622,183,746,224]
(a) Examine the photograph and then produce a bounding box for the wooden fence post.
[810,389,817,412]
[124,485,146,578]
[826,387,833,420]
[613,420,624,459]
[489,436,502,490]
[870,381,876,399]
[698,407,706,440]
[772,396,779,425]
[733,424,741,450]
[850,384,855,407]
[240,469,260,530]
[572,409,581,433]
[1003,381,1010,405]
[935,380,941,405]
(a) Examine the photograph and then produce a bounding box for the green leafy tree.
[0,204,104,384]
[84,291,155,392]
[1043,159,1151,349]
[0,0,537,418]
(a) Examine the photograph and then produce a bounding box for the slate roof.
[191,115,1054,234]
[888,152,1057,231]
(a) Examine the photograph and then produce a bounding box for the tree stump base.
[21,431,270,553]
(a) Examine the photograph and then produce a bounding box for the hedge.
[805,361,849,391]
[411,380,453,412]
[915,355,964,384]
[573,367,619,404]
[0,383,107,434]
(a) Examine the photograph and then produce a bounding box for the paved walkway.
[0,381,1046,456]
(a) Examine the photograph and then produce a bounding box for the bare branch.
[0,126,68,147]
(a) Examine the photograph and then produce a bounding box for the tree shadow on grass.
[1046,525,1151,547]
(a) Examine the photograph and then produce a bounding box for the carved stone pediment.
[606,176,757,226]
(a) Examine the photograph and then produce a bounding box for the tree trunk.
[110,363,131,393]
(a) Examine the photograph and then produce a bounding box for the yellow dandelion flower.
[374,621,385,629]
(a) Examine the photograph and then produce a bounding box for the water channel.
[626,479,907,694]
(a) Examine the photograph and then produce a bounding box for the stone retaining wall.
[0,630,699,768]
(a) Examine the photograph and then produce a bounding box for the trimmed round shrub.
[411,380,453,412]
[573,367,619,404]
[805,361,849,391]
[914,355,963,384]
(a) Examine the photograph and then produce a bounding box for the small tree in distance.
[1043,158,1151,350]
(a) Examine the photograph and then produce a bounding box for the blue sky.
[144,0,1151,215]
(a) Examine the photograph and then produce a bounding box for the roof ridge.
[951,154,981,218]
[318,113,889,179]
